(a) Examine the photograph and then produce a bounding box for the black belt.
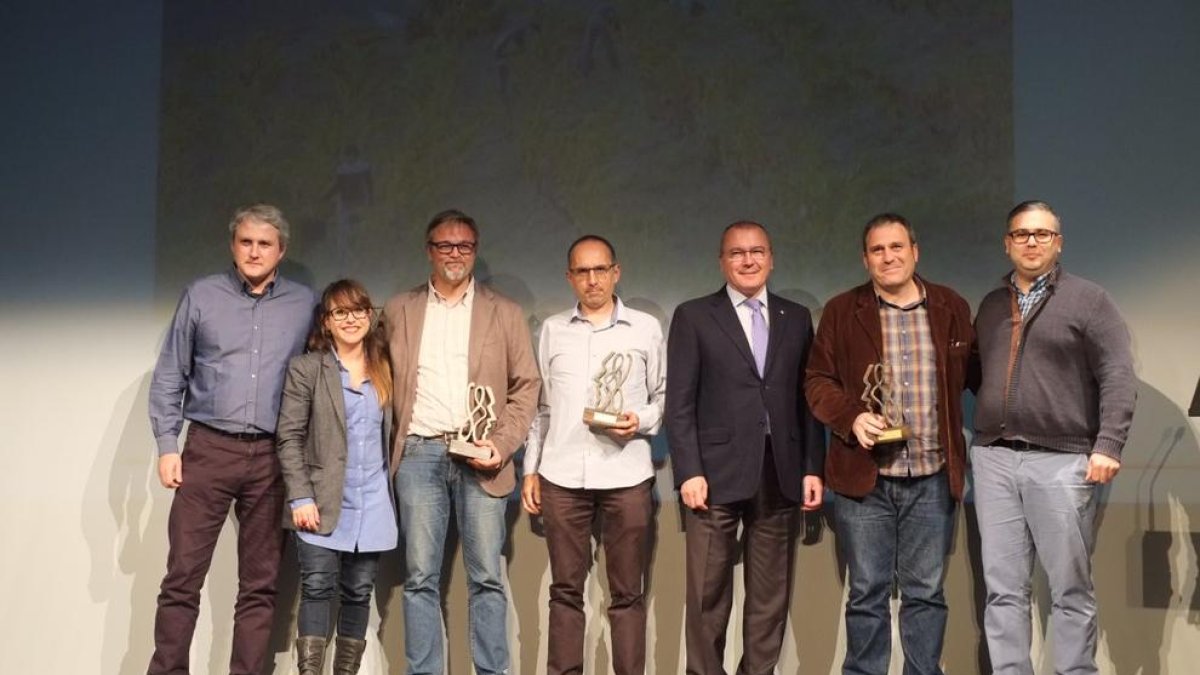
[196,422,274,442]
[992,438,1049,452]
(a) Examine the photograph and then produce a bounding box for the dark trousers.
[684,445,796,675]
[147,424,285,675]
[294,535,381,640]
[540,478,654,675]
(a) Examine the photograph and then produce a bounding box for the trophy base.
[875,426,911,444]
[448,439,492,460]
[583,408,622,429]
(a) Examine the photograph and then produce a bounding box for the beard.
[439,262,469,283]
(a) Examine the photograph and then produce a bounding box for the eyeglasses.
[328,307,371,322]
[428,240,477,255]
[569,264,615,278]
[725,247,769,262]
[1007,229,1059,245]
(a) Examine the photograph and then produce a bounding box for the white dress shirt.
[408,279,474,436]
[524,297,666,489]
[725,284,770,346]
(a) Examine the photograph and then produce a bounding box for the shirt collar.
[227,265,280,298]
[427,277,475,308]
[569,295,628,327]
[877,277,927,310]
[726,284,769,309]
[330,348,371,383]
[1008,264,1059,296]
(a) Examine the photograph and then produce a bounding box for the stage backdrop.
[2,1,1198,674]
[155,0,1013,308]
[155,4,1011,669]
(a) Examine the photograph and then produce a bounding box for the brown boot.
[295,635,327,675]
[332,636,367,675]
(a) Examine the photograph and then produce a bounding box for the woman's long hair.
[306,279,393,407]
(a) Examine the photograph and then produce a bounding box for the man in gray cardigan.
[972,200,1136,675]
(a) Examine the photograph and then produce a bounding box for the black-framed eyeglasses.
[569,264,616,278]
[428,240,477,255]
[328,307,371,322]
[1007,229,1059,245]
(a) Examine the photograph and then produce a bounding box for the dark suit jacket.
[275,350,395,533]
[804,278,973,500]
[383,281,540,497]
[666,288,825,505]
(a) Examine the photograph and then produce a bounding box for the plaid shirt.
[876,288,943,477]
[1011,268,1054,317]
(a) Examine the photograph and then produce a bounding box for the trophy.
[583,351,633,429]
[448,383,497,460]
[860,362,911,444]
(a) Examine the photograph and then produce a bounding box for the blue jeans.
[294,535,381,640]
[832,472,955,675]
[395,436,510,675]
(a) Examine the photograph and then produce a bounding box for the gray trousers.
[971,445,1100,675]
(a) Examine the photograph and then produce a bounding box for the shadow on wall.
[82,369,304,675]
[83,372,162,675]
[1103,379,1199,675]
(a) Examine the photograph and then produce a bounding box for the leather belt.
[196,422,274,442]
[413,432,458,444]
[991,438,1050,452]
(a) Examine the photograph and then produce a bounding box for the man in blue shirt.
[147,204,316,675]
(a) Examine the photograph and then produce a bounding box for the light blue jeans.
[395,436,510,675]
[971,445,1100,675]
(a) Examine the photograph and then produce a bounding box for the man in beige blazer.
[383,209,539,675]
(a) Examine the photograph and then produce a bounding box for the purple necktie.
[744,298,767,377]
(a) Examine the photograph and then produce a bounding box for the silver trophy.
[449,383,497,460]
[583,351,633,429]
[860,362,911,443]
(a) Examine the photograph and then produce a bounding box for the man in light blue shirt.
[522,234,666,675]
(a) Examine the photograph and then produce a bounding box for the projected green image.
[157,0,1011,307]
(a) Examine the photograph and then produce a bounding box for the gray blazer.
[275,350,395,533]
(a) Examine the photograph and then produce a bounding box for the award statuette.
[583,351,632,429]
[448,383,498,461]
[860,362,911,444]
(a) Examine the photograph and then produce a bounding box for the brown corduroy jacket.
[804,278,974,500]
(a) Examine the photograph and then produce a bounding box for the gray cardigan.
[275,350,395,532]
[972,267,1136,458]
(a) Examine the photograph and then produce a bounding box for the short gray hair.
[228,203,291,247]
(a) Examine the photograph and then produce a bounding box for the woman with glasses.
[276,279,396,675]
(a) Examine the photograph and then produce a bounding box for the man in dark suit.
[666,220,826,675]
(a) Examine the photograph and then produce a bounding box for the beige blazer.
[275,350,395,532]
[383,281,540,496]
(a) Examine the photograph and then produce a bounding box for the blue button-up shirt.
[295,355,398,553]
[149,267,316,455]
